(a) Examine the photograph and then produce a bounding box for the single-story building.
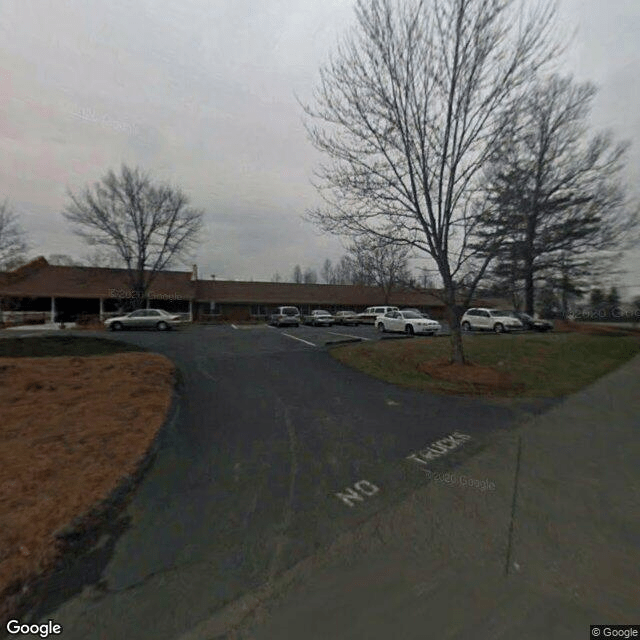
[0,257,505,324]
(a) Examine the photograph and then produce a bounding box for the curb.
[0,371,182,629]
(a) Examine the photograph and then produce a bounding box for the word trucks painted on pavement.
[406,431,472,466]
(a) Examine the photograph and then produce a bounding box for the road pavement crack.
[267,398,299,584]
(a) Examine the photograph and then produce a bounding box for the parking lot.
[263,321,434,346]
[19,323,556,640]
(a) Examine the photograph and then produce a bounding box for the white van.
[268,306,301,327]
[357,306,400,325]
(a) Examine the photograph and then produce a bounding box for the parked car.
[377,310,441,336]
[400,308,433,319]
[333,310,360,326]
[460,308,523,333]
[268,306,301,327]
[303,309,334,326]
[511,311,553,332]
[357,306,400,325]
[104,308,182,331]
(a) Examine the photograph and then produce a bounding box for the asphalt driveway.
[12,324,556,640]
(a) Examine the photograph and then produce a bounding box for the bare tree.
[0,200,29,270]
[475,74,637,314]
[63,164,203,304]
[347,239,411,302]
[304,0,560,363]
[271,272,282,283]
[82,248,124,268]
[321,258,335,284]
[333,255,357,284]
[47,254,83,266]
[303,267,318,284]
[292,264,303,283]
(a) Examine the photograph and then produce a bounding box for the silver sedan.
[104,308,183,331]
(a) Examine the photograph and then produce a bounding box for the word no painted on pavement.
[406,431,472,466]
[336,479,380,507]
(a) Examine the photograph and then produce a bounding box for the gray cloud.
[1,0,638,294]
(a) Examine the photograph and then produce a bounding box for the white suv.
[461,308,523,333]
[357,306,400,325]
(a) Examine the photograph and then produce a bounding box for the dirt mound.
[416,358,525,396]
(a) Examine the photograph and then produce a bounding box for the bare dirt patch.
[0,352,175,619]
[416,357,525,395]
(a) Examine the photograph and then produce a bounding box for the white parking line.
[281,332,317,347]
[327,331,371,341]
[231,324,238,330]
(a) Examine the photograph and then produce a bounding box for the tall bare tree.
[82,248,124,268]
[303,267,318,284]
[0,200,29,270]
[347,239,412,302]
[332,255,357,285]
[304,0,560,363]
[63,165,203,304]
[475,74,637,314]
[292,264,303,283]
[321,258,335,284]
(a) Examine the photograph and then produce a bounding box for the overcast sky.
[1,0,639,297]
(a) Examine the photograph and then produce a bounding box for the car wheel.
[157,321,169,331]
[405,324,414,336]
[461,321,471,332]
[111,321,123,331]
[294,323,299,327]
[377,323,385,333]
[493,323,504,334]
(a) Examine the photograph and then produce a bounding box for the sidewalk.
[190,353,640,639]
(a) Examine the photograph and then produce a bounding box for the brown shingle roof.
[194,280,445,307]
[0,257,194,299]
[0,258,454,307]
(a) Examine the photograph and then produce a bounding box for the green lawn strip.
[0,335,146,358]
[330,333,640,397]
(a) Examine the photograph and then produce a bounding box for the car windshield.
[282,308,298,315]
[519,313,533,321]
[315,310,330,315]
[340,311,355,315]
[402,311,422,319]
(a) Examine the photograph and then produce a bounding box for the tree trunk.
[445,286,466,365]
[524,258,535,315]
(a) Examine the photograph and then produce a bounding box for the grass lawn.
[0,335,146,358]
[330,332,640,397]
